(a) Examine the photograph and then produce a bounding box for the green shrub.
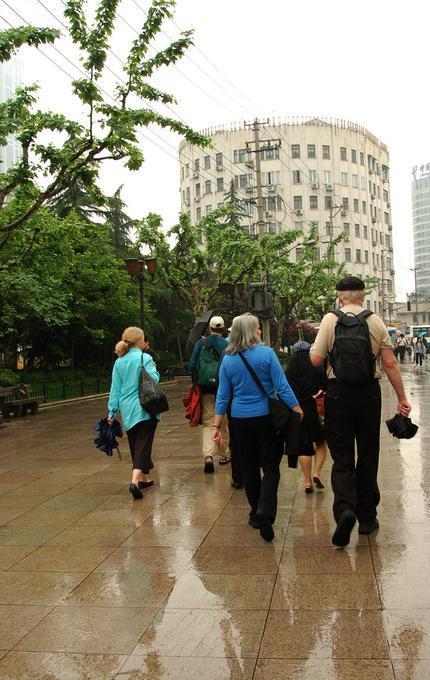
[0,368,20,386]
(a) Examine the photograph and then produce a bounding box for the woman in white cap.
[285,341,327,493]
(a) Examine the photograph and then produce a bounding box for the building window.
[343,222,350,235]
[385,234,391,247]
[185,163,190,177]
[342,197,349,210]
[234,148,250,163]
[340,147,347,161]
[310,195,318,209]
[361,176,366,190]
[323,170,332,185]
[296,247,304,260]
[351,149,357,163]
[205,180,211,193]
[204,156,210,170]
[292,170,301,184]
[216,152,223,169]
[362,200,367,214]
[294,196,303,210]
[354,198,359,213]
[292,144,300,158]
[384,212,389,225]
[262,196,282,211]
[194,159,200,174]
[325,196,332,209]
[383,189,389,202]
[309,169,317,184]
[322,144,330,159]
[352,174,359,188]
[360,152,365,166]
[195,183,200,198]
[345,248,351,262]
[196,207,201,222]
[356,249,361,263]
[294,221,303,232]
[261,145,279,160]
[363,225,368,239]
[216,177,224,192]
[380,232,384,245]
[307,144,316,158]
[261,171,281,185]
[186,187,190,203]
[341,172,348,186]
[364,250,369,263]
[205,205,212,215]
[181,166,185,180]
[326,222,332,236]
[355,224,360,237]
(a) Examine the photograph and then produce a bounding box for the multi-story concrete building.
[179,117,394,315]
[412,163,430,296]
[0,57,22,172]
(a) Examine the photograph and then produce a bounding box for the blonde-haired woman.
[108,326,160,500]
[213,313,303,542]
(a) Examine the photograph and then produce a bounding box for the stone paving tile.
[10,546,115,573]
[0,571,88,605]
[254,659,395,679]
[164,573,276,610]
[0,605,53,650]
[94,546,195,574]
[271,573,381,610]
[0,652,127,680]
[117,656,256,679]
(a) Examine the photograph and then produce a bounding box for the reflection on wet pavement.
[0,368,427,678]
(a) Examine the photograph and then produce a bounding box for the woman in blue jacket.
[213,313,303,542]
[108,326,160,500]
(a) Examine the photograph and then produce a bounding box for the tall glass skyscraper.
[0,57,23,172]
[412,163,430,295]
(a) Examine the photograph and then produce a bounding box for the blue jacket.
[108,348,160,431]
[215,344,299,418]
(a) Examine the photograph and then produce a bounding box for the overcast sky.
[3,0,430,299]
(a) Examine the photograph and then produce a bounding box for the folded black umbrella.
[184,309,216,360]
[95,418,123,459]
[386,413,418,440]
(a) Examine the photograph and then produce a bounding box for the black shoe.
[231,480,243,489]
[138,480,154,489]
[257,514,275,542]
[204,458,215,474]
[129,483,143,500]
[248,516,261,529]
[332,509,356,547]
[358,518,379,535]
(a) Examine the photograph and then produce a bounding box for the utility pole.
[381,250,387,321]
[245,119,280,346]
[326,190,342,272]
[410,266,421,322]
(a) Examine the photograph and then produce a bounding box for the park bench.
[0,384,40,419]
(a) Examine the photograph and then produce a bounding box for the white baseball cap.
[209,315,225,329]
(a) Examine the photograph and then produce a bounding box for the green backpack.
[197,339,220,388]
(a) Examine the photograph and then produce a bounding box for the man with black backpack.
[188,316,230,473]
[310,276,412,547]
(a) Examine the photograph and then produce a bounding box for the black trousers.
[228,413,242,484]
[325,380,381,524]
[231,415,283,523]
[126,419,157,474]
[415,353,423,366]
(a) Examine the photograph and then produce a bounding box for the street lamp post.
[125,257,157,329]
[410,266,422,322]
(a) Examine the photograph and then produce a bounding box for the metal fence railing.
[28,378,112,403]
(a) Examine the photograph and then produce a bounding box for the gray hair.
[338,289,366,303]
[225,313,261,355]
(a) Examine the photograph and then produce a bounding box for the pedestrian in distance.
[188,316,230,473]
[396,333,407,363]
[213,313,303,542]
[310,276,412,548]
[414,337,425,367]
[108,326,160,500]
[285,341,328,494]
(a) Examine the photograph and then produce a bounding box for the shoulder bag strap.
[238,352,268,398]
[141,351,153,383]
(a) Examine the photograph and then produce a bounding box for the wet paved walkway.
[0,366,428,679]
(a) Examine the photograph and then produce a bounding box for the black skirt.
[298,398,325,456]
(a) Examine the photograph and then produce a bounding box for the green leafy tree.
[0,0,209,248]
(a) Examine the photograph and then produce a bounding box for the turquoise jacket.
[108,348,160,431]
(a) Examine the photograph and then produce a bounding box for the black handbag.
[139,355,169,416]
[238,352,291,433]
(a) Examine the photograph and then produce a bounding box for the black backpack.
[328,309,375,384]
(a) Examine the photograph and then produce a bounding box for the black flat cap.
[336,276,365,291]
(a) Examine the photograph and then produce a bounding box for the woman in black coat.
[285,341,328,493]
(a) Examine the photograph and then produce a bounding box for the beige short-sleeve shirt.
[310,304,393,379]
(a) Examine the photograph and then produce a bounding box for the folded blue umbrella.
[95,418,123,459]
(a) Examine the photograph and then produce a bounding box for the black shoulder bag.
[139,354,169,416]
[238,352,291,434]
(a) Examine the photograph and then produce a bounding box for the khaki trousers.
[202,392,229,458]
